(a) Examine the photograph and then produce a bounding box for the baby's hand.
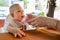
[7,24,25,38]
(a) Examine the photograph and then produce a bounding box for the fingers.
[18,29,25,36]
[27,18,42,27]
[27,19,34,24]
[29,18,39,27]
[34,23,39,27]
[30,22,36,26]
[19,25,26,31]
[7,26,25,38]
[14,33,17,37]
[22,25,26,31]
[17,33,22,37]
[14,30,25,38]
[14,29,25,38]
[27,17,39,24]
[13,28,25,37]
[30,22,40,27]
[13,25,26,37]
[13,33,22,38]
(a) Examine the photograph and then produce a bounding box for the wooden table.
[0,30,60,40]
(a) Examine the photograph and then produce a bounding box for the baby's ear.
[11,13,14,17]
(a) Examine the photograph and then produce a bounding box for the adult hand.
[26,14,37,22]
[27,17,47,27]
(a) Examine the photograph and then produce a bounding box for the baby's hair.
[9,4,20,14]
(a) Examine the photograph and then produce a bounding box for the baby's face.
[14,6,24,21]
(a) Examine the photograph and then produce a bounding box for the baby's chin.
[18,18,23,21]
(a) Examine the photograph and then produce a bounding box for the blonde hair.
[9,4,21,14]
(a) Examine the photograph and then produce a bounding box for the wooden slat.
[36,28,60,35]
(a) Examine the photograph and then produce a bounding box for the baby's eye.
[17,11,20,12]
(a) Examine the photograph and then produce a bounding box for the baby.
[4,4,36,38]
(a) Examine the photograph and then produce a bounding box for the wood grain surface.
[0,30,60,40]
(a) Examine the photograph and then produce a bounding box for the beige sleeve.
[46,17,57,30]
[56,20,60,32]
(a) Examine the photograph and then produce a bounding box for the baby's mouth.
[21,16,24,18]
[21,16,24,19]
